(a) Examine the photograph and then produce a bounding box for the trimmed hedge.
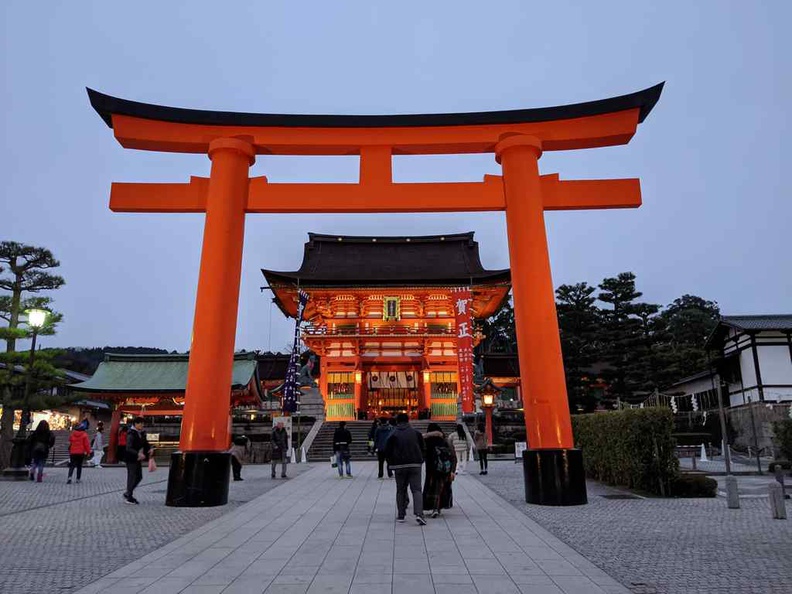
[573,408,679,496]
[773,420,792,461]
[671,474,717,498]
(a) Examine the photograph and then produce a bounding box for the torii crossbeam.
[89,83,663,507]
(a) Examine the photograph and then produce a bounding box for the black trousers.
[394,467,423,518]
[67,454,85,480]
[125,461,143,496]
[231,456,242,480]
[479,450,488,471]
[377,451,392,478]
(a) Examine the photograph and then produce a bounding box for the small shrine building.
[262,232,511,421]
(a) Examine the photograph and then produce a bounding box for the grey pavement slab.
[69,461,629,594]
[0,463,305,594]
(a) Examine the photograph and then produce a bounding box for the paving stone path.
[475,461,792,594]
[70,461,628,594]
[0,463,304,594]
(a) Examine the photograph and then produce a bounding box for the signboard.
[282,290,309,413]
[147,433,160,443]
[514,441,527,462]
[452,287,474,413]
[383,296,401,321]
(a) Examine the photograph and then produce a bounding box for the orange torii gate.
[88,83,663,507]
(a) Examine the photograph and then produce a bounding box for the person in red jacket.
[67,423,92,484]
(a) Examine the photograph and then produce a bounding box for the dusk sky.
[2,1,789,354]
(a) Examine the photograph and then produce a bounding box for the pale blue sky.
[1,1,789,353]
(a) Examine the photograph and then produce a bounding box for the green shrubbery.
[773,420,792,460]
[572,408,679,496]
[671,474,717,497]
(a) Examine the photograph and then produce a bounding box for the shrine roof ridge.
[261,231,510,287]
[87,83,664,129]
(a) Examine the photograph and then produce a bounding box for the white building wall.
[757,344,792,385]
[739,349,757,387]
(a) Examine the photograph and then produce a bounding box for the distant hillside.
[45,347,173,376]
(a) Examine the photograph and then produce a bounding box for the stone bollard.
[769,482,787,519]
[726,475,740,509]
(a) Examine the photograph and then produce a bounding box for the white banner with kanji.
[452,287,474,413]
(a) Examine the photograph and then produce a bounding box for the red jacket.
[69,430,91,455]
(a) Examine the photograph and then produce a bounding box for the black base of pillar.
[166,451,230,507]
[522,448,587,506]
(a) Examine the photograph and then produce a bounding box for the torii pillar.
[87,83,663,506]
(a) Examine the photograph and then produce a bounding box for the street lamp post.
[481,389,496,447]
[2,309,48,480]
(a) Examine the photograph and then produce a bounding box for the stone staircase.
[306,420,460,462]
[50,430,71,466]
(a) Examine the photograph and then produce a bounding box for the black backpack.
[434,444,453,474]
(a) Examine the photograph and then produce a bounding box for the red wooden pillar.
[497,134,586,506]
[166,137,255,507]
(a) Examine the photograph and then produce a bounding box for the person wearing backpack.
[27,420,55,482]
[422,423,457,518]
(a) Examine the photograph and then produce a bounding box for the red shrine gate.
[88,83,663,506]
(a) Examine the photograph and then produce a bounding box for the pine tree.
[555,282,600,412]
[0,242,65,467]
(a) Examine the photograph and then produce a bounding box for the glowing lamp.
[27,309,48,328]
[423,371,431,383]
[354,371,362,384]
[482,393,495,407]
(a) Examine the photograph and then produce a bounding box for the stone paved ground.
[473,461,792,594]
[0,463,304,594]
[72,461,630,594]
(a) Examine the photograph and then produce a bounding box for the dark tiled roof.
[256,354,291,380]
[721,315,792,331]
[262,232,510,287]
[88,83,664,129]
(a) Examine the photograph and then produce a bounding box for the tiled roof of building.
[70,352,259,393]
[720,315,792,331]
[262,232,510,287]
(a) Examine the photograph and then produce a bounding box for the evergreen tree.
[476,299,516,354]
[658,294,720,380]
[596,272,655,403]
[0,242,65,467]
[555,282,600,412]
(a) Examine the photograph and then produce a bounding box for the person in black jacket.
[333,421,353,478]
[271,422,289,479]
[123,416,150,505]
[384,413,426,525]
[27,420,55,483]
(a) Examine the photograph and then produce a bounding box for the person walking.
[333,421,353,478]
[230,433,250,481]
[447,424,469,474]
[67,422,92,484]
[90,422,106,468]
[123,416,150,504]
[422,423,457,518]
[374,418,394,479]
[384,412,426,525]
[116,421,128,464]
[271,422,289,479]
[474,423,489,475]
[367,419,378,456]
[27,420,55,482]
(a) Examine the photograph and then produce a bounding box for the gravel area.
[469,460,792,594]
